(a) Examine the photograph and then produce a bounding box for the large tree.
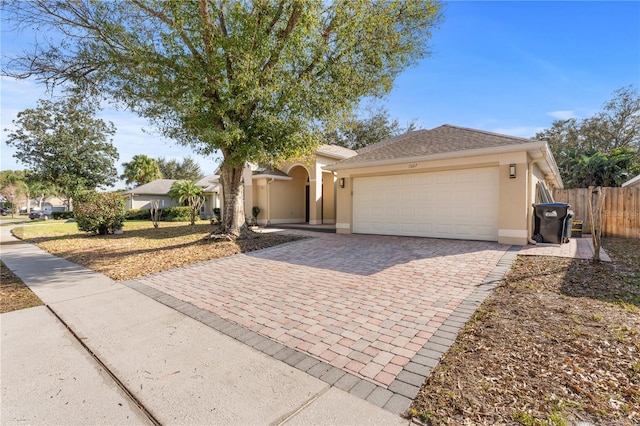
[157,156,203,181]
[534,86,640,188]
[121,154,162,187]
[4,0,443,235]
[324,107,418,150]
[4,97,119,198]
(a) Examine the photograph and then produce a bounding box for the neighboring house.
[42,196,67,212]
[621,174,640,188]
[325,124,563,246]
[122,177,221,216]
[195,174,221,219]
[122,179,181,210]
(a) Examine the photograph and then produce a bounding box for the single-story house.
[326,125,563,246]
[622,173,640,188]
[241,125,562,246]
[195,174,221,218]
[122,177,221,217]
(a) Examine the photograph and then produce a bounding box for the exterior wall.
[127,195,177,210]
[322,171,336,224]
[199,192,219,219]
[496,153,529,245]
[335,152,533,245]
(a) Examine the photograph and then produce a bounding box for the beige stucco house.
[325,125,563,246]
[243,144,357,225]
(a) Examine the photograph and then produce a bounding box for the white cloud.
[547,110,577,120]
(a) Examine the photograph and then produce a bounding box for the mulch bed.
[30,225,302,281]
[0,261,43,313]
[410,239,640,425]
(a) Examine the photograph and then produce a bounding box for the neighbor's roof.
[195,174,220,192]
[316,144,358,160]
[122,179,177,195]
[622,173,640,188]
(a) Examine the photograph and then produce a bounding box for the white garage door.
[353,167,499,241]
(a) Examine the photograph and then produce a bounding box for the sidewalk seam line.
[271,384,331,426]
[45,304,162,426]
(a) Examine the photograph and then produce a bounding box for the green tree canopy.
[121,154,162,187]
[4,0,443,234]
[534,86,640,188]
[4,97,119,197]
[324,107,418,150]
[157,157,203,181]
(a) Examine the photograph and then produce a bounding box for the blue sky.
[2,1,639,189]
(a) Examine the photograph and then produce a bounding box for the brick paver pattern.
[135,233,508,388]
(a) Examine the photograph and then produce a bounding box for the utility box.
[533,203,573,244]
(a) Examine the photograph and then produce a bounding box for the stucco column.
[308,164,323,225]
[242,165,253,223]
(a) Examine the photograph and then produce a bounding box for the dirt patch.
[0,261,43,313]
[410,239,640,425]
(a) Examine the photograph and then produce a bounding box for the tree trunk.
[588,186,605,262]
[219,162,246,236]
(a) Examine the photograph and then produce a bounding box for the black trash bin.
[533,203,572,244]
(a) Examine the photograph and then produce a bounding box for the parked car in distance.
[0,207,11,216]
[29,209,51,220]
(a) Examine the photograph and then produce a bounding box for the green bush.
[74,191,126,235]
[125,208,151,220]
[52,211,74,220]
[163,206,197,222]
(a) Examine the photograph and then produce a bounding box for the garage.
[352,167,499,241]
[329,125,564,245]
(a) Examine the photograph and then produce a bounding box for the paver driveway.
[127,232,515,410]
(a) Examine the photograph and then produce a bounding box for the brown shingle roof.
[330,125,539,168]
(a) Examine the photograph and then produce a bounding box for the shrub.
[52,211,74,220]
[163,206,196,222]
[74,191,126,235]
[125,208,151,220]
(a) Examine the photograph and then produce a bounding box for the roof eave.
[252,174,292,181]
[326,141,549,171]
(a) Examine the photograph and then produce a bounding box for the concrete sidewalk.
[1,227,407,425]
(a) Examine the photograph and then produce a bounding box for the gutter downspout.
[267,178,275,225]
[527,154,546,245]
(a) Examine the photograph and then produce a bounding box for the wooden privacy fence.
[552,187,640,238]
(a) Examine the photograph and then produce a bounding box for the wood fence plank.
[553,187,639,239]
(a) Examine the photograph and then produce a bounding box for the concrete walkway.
[518,236,611,261]
[1,227,408,425]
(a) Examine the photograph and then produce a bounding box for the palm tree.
[168,180,204,225]
[121,155,162,187]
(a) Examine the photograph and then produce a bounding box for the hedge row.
[125,206,198,222]
[52,211,74,220]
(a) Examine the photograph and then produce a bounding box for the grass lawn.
[410,238,640,426]
[11,220,301,281]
